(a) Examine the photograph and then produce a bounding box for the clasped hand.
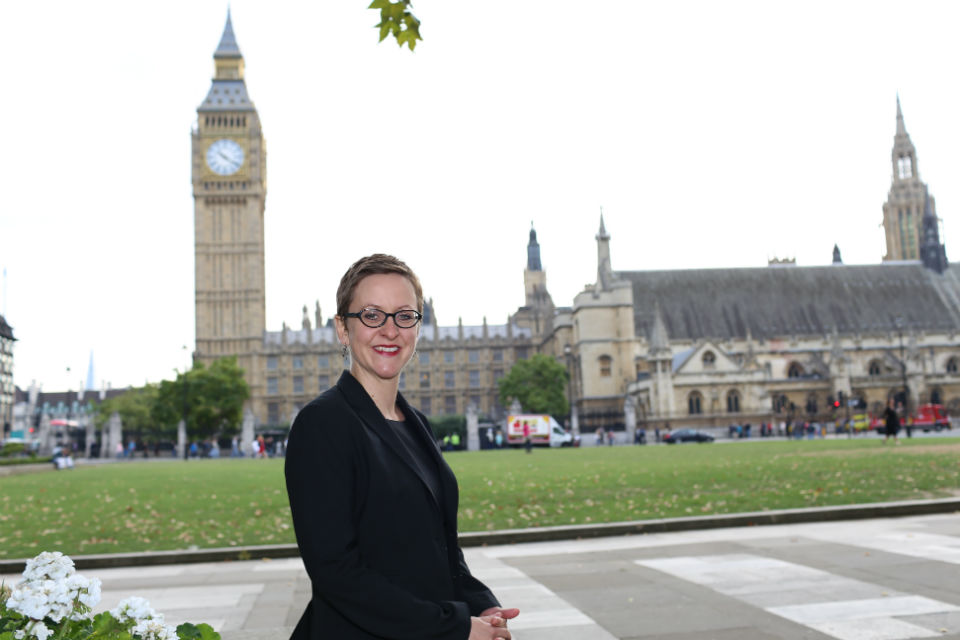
[469,606,520,640]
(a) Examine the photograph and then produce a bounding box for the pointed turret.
[920,187,949,274]
[891,96,917,183]
[648,304,671,357]
[596,211,613,290]
[215,9,242,59]
[527,222,542,271]
[882,96,930,262]
[198,10,254,110]
[832,244,842,265]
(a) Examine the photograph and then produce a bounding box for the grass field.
[1,437,958,559]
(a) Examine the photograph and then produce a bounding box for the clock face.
[206,139,244,176]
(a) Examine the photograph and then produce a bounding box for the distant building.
[0,315,14,435]
[190,15,960,435]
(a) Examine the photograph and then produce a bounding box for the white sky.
[3,0,960,391]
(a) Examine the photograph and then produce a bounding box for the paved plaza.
[6,512,960,639]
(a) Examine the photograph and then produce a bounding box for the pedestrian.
[231,435,240,457]
[607,428,614,446]
[595,427,604,446]
[285,253,519,639]
[251,437,260,458]
[494,430,503,448]
[522,420,532,453]
[257,434,267,458]
[883,398,901,445]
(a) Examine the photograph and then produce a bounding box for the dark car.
[663,428,715,444]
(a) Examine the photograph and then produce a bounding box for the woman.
[285,254,518,640]
[883,398,901,444]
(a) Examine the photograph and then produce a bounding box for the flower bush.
[0,552,219,640]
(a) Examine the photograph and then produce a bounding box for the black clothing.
[883,406,900,437]
[285,371,498,640]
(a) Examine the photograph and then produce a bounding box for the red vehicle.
[869,403,952,432]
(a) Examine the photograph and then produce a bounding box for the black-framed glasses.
[343,308,422,329]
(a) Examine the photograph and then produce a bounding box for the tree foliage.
[369,0,422,50]
[497,353,569,417]
[95,385,165,440]
[154,357,249,441]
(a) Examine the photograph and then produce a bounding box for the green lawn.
[1,438,958,559]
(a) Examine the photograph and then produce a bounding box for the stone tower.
[882,97,934,262]
[191,11,267,380]
[513,224,554,336]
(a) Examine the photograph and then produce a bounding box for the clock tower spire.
[192,11,267,385]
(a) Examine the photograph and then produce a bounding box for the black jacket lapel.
[335,371,443,511]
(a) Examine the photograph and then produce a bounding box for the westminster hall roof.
[622,262,960,342]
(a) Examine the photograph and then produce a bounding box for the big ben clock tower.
[192,11,266,381]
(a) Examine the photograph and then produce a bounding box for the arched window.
[688,391,703,415]
[868,360,883,376]
[598,355,612,377]
[930,387,943,405]
[805,393,818,415]
[726,390,741,413]
[702,351,716,370]
[947,357,959,375]
[773,394,789,413]
[787,362,805,378]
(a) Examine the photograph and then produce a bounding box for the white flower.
[131,617,179,640]
[21,620,53,640]
[111,596,159,623]
[14,630,25,639]
[21,552,75,582]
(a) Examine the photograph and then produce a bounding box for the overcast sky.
[3,0,960,391]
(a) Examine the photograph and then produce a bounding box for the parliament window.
[421,397,432,415]
[469,370,480,387]
[726,390,740,413]
[420,372,431,389]
[318,374,329,390]
[599,355,612,377]
[444,396,457,414]
[267,377,278,395]
[267,403,279,425]
[787,362,805,378]
[419,352,430,365]
[947,357,959,374]
[444,351,454,364]
[292,357,303,370]
[266,356,278,370]
[318,355,329,368]
[469,350,480,363]
[493,349,503,362]
[445,371,455,388]
[688,392,703,415]
[702,351,716,370]
[293,376,304,394]
[868,360,883,376]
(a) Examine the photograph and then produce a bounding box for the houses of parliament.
[193,15,960,435]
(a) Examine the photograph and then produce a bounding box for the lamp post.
[564,344,579,437]
[894,317,911,437]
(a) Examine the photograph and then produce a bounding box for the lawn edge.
[3,496,959,574]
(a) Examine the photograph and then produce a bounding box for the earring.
[341,344,349,358]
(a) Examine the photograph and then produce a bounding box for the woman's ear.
[334,315,348,348]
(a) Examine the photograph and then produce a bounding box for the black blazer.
[285,371,499,640]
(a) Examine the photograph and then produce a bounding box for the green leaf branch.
[369,0,422,50]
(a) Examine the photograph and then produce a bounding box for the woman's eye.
[397,312,416,323]
[362,310,383,322]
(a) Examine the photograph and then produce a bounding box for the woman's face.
[335,273,419,386]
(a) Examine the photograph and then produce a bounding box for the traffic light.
[837,391,845,408]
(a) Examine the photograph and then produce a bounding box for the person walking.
[522,420,532,453]
[883,398,901,445]
[285,254,519,640]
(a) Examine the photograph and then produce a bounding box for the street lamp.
[564,345,573,429]
[894,317,911,437]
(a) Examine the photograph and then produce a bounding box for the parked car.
[663,429,715,444]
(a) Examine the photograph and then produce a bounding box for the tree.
[95,385,166,442]
[154,357,250,441]
[369,0,422,50]
[497,353,569,417]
